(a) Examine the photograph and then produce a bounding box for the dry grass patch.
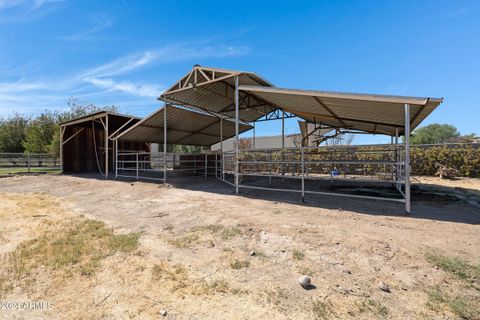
[1,218,140,297]
[263,288,288,306]
[230,259,250,269]
[168,224,244,249]
[357,298,389,318]
[12,219,140,276]
[425,250,480,282]
[220,226,243,240]
[151,261,245,296]
[298,266,316,276]
[427,287,478,320]
[312,300,333,319]
[168,234,200,248]
[292,249,305,261]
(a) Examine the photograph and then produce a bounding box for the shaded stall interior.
[60,112,148,176]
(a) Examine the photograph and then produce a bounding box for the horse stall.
[59,111,148,177]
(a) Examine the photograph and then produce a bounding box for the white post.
[281,109,285,179]
[164,105,167,184]
[60,126,64,173]
[253,122,256,149]
[404,104,411,214]
[204,152,207,178]
[220,117,223,179]
[269,151,272,185]
[105,114,109,178]
[115,139,118,179]
[301,147,305,202]
[136,153,139,180]
[234,75,239,194]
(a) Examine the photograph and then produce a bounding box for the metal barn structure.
[59,111,147,177]
[114,65,443,213]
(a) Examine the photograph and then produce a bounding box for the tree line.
[0,98,477,158]
[0,98,118,157]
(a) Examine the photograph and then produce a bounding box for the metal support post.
[115,139,118,179]
[253,122,256,149]
[164,105,167,184]
[395,127,399,190]
[269,151,272,185]
[281,109,285,180]
[220,117,223,179]
[60,126,65,173]
[105,114,109,178]
[204,152,207,178]
[234,75,239,194]
[301,147,305,202]
[136,153,139,180]
[27,153,30,173]
[404,104,411,214]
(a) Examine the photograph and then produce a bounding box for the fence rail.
[0,152,60,174]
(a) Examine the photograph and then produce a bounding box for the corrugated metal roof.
[59,111,141,126]
[160,66,278,122]
[239,85,443,135]
[159,65,442,136]
[115,105,252,146]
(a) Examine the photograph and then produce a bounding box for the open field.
[0,174,479,319]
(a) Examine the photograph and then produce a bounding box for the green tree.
[47,97,119,157]
[20,97,119,156]
[411,124,460,145]
[22,112,57,153]
[0,114,28,152]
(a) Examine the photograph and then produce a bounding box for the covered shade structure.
[160,66,279,122]
[116,105,252,146]
[238,85,442,136]
[114,65,444,214]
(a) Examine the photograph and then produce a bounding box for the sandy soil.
[0,174,479,319]
[413,176,480,191]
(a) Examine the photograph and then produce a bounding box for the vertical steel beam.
[301,147,305,202]
[60,126,65,173]
[204,152,208,178]
[164,105,167,184]
[269,151,272,185]
[136,153,139,180]
[404,104,411,214]
[115,139,118,179]
[253,122,256,149]
[105,115,109,178]
[281,109,285,179]
[395,127,399,190]
[234,75,239,194]
[220,117,223,179]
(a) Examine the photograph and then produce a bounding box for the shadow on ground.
[67,172,480,225]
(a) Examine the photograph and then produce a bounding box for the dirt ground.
[413,175,480,191]
[0,174,479,320]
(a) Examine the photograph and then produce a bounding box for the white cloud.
[61,13,113,41]
[0,43,251,114]
[80,44,249,79]
[84,78,163,98]
[0,0,63,24]
[31,0,62,10]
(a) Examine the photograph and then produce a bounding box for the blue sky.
[0,0,479,143]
